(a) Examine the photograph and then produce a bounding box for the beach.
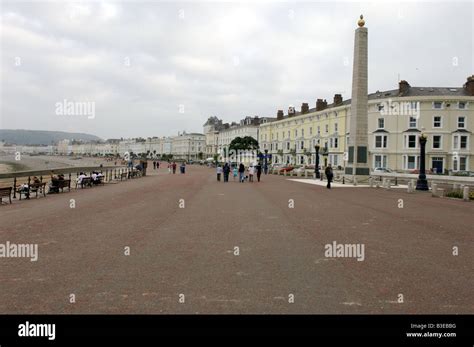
[0,154,113,174]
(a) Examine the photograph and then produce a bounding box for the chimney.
[333,94,343,105]
[277,110,284,120]
[463,75,474,96]
[316,99,327,111]
[301,103,309,114]
[288,106,296,117]
[399,80,410,96]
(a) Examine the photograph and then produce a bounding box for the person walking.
[157,161,160,170]
[172,162,177,174]
[238,163,245,183]
[256,163,262,182]
[248,165,254,182]
[223,163,230,182]
[168,162,171,174]
[153,161,156,170]
[325,164,333,189]
[216,165,223,182]
[232,166,238,181]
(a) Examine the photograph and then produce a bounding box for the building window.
[309,127,313,135]
[329,138,333,148]
[433,116,442,128]
[377,104,384,112]
[295,129,298,137]
[334,138,338,148]
[317,126,320,135]
[432,135,442,149]
[325,124,329,133]
[433,101,443,109]
[300,156,304,164]
[409,116,417,128]
[378,118,385,129]
[453,135,469,150]
[404,155,418,170]
[406,135,417,148]
[458,116,466,128]
[300,141,304,150]
[453,156,468,171]
[375,135,388,148]
[334,123,338,132]
[460,136,468,149]
[287,131,290,138]
[301,129,304,137]
[374,155,387,169]
[458,102,466,109]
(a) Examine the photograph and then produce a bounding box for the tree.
[228,136,259,151]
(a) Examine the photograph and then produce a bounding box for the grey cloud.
[1,1,472,139]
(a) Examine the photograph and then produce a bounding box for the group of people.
[76,171,104,186]
[164,161,186,174]
[17,176,42,193]
[216,163,262,183]
[150,160,188,175]
[48,173,66,193]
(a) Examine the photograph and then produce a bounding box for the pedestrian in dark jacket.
[238,163,245,183]
[223,163,230,182]
[325,164,333,189]
[256,163,262,182]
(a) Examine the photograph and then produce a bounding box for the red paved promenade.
[0,165,472,313]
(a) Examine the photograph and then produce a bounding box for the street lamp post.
[416,133,429,191]
[264,149,268,174]
[314,144,320,179]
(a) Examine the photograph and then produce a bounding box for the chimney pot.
[333,94,343,105]
[316,98,327,111]
[301,103,309,114]
[464,75,474,96]
[399,80,410,95]
[277,110,284,120]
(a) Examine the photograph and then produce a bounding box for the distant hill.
[0,129,102,145]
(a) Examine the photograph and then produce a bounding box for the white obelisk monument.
[345,15,370,179]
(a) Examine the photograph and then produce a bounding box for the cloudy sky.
[1,0,472,140]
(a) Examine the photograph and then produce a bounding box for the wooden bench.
[17,182,47,200]
[92,176,105,186]
[49,179,71,193]
[129,170,141,179]
[0,187,12,204]
[76,177,92,189]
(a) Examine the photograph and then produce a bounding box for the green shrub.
[445,191,463,199]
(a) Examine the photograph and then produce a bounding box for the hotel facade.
[259,76,474,173]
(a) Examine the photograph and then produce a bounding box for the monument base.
[344,167,370,176]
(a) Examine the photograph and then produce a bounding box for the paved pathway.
[0,165,472,313]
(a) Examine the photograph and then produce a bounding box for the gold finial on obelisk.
[358,14,365,27]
